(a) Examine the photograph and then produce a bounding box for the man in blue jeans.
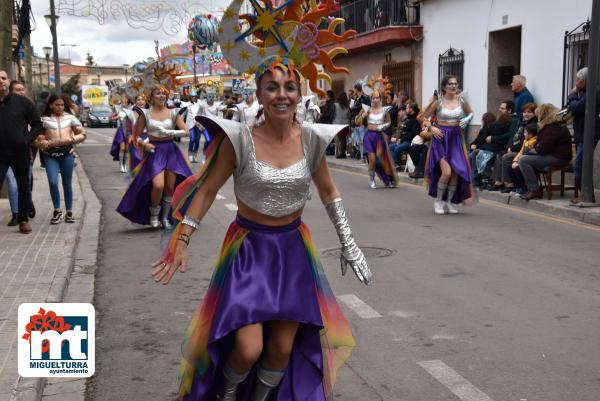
[0,70,42,233]
[566,67,600,204]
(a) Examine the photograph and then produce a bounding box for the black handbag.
[47,145,72,158]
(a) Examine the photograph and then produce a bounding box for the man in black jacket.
[566,67,600,203]
[348,83,371,159]
[0,70,43,233]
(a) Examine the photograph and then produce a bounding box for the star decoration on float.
[235,0,293,53]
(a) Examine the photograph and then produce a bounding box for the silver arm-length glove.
[459,113,473,130]
[325,198,373,285]
[158,126,188,138]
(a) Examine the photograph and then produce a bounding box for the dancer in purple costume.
[110,95,131,172]
[116,86,191,228]
[421,75,474,214]
[150,0,371,399]
[127,94,149,171]
[357,89,398,188]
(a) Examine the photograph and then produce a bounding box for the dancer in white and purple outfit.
[110,95,131,173]
[116,86,192,228]
[127,94,149,171]
[421,75,474,214]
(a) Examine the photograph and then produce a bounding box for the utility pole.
[0,0,13,76]
[24,35,33,99]
[580,0,600,205]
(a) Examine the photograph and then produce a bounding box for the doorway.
[487,26,521,112]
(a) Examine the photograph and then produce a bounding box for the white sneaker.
[434,200,445,214]
[369,180,376,189]
[188,154,194,163]
[444,201,459,214]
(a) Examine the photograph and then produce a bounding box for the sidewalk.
[0,158,101,401]
[326,155,600,226]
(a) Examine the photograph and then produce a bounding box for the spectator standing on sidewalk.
[566,67,600,204]
[333,91,350,158]
[349,82,371,159]
[34,94,87,224]
[5,80,37,226]
[511,75,534,120]
[0,70,42,233]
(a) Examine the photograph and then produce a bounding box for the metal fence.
[438,47,465,92]
[562,20,590,106]
[334,0,420,34]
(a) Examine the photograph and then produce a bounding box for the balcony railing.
[334,0,421,34]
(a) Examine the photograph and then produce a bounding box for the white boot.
[434,200,445,215]
[161,196,173,229]
[444,202,459,214]
[149,206,161,228]
[369,171,376,189]
[188,154,194,163]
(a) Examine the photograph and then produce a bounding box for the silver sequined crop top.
[233,125,312,217]
[437,99,466,124]
[367,111,386,125]
[143,109,178,137]
[196,116,346,218]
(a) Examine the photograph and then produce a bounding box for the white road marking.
[418,360,495,401]
[431,333,457,340]
[388,310,417,318]
[216,194,225,200]
[224,203,238,211]
[337,294,382,319]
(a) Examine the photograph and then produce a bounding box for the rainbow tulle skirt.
[425,125,473,204]
[363,130,399,186]
[116,140,192,225]
[178,214,355,401]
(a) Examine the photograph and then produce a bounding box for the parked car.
[82,104,117,128]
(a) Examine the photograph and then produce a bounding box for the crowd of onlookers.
[315,69,599,203]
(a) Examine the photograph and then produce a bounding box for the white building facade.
[420,0,593,122]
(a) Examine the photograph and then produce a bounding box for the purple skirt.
[116,140,192,225]
[179,215,354,401]
[110,126,127,161]
[425,125,473,203]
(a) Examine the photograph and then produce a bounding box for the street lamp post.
[42,46,51,88]
[44,0,61,94]
[123,64,129,84]
[38,61,43,89]
[96,68,101,85]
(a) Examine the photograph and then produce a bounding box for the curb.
[10,157,102,401]
[326,157,600,227]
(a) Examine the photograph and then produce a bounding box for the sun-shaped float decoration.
[219,0,356,97]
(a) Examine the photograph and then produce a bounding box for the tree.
[61,73,80,97]
[85,52,95,66]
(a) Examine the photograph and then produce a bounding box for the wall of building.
[329,43,416,97]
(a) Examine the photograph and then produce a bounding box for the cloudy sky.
[30,0,231,66]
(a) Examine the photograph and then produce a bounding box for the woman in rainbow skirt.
[152,1,372,400]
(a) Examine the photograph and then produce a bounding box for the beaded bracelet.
[178,233,190,246]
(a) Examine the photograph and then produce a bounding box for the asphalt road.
[79,127,600,401]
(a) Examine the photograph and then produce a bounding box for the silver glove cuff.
[182,215,201,230]
[324,198,360,260]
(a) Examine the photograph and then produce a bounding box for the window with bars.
[562,20,591,106]
[382,61,414,99]
[438,47,465,92]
